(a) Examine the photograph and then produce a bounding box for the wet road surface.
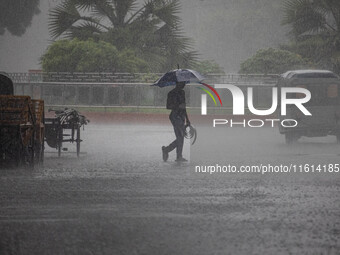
[0,124,339,254]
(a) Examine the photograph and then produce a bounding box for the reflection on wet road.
[0,124,339,254]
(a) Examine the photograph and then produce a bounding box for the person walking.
[162,81,190,162]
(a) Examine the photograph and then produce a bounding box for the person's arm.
[179,90,190,125]
[184,109,190,126]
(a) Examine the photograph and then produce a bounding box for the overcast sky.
[0,1,56,73]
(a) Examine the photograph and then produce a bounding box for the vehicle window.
[296,85,307,98]
[303,84,340,106]
[294,73,338,78]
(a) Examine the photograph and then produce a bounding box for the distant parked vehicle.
[277,70,340,144]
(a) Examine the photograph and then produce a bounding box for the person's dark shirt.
[167,88,186,116]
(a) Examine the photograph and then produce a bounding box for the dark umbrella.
[152,69,205,87]
[153,68,222,106]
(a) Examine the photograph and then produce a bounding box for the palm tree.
[49,0,197,72]
[282,0,340,73]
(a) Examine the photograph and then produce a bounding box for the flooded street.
[0,124,339,254]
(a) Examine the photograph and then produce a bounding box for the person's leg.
[170,116,185,160]
[165,119,181,152]
[162,114,177,161]
[174,123,184,159]
[162,115,185,161]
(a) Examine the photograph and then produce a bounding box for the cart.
[44,109,89,157]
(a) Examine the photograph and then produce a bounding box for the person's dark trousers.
[166,112,185,159]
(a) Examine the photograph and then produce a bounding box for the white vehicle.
[277,70,340,144]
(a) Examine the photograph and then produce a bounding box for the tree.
[48,0,197,72]
[282,0,340,73]
[239,48,310,74]
[41,39,149,73]
[193,60,225,75]
[0,0,40,36]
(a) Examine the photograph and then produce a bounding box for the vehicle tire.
[285,132,298,144]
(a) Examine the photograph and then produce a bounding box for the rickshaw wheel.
[41,128,45,163]
[57,127,63,157]
[76,127,81,157]
[24,133,35,169]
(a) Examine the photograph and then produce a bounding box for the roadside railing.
[10,72,279,110]
[9,72,278,84]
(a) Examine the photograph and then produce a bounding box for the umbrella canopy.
[153,69,205,87]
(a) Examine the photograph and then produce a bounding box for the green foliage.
[193,60,225,75]
[41,39,148,73]
[239,48,309,74]
[48,0,197,72]
[282,0,340,73]
[0,0,40,36]
[139,73,161,83]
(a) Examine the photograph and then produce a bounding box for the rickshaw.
[277,70,340,144]
[0,73,44,167]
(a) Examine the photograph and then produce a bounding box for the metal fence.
[10,72,279,109]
